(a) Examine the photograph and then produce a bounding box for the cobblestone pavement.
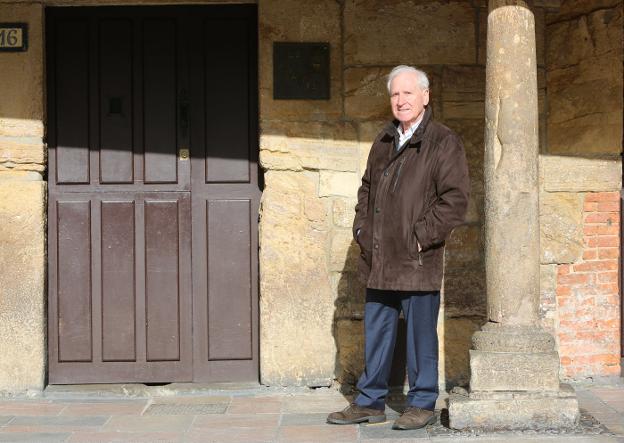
[0,383,622,442]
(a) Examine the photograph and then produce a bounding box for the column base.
[448,384,580,431]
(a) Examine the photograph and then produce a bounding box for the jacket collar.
[380,105,433,147]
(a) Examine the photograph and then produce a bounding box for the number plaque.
[0,23,28,52]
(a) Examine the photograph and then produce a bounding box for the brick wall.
[556,191,621,378]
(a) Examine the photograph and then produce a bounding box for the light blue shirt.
[396,117,423,150]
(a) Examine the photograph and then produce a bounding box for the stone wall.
[543,0,623,379]
[0,2,46,394]
[258,0,556,388]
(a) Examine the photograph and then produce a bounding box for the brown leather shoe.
[392,406,436,430]
[327,403,386,425]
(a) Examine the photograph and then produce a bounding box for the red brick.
[597,271,619,283]
[595,319,620,329]
[585,192,620,202]
[560,356,572,365]
[597,283,619,294]
[598,248,620,259]
[582,249,598,260]
[585,213,619,224]
[587,236,619,248]
[557,264,572,275]
[573,260,618,272]
[584,201,598,212]
[555,284,572,297]
[597,201,620,212]
[584,225,620,236]
[558,273,590,285]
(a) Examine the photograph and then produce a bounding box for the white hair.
[386,65,429,93]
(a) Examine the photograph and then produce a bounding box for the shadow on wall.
[331,232,486,406]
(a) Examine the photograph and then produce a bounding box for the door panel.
[55,21,90,184]
[47,5,259,384]
[143,19,178,184]
[56,200,92,363]
[99,19,134,184]
[207,199,253,361]
[101,201,136,362]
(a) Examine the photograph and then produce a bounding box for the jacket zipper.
[391,158,406,193]
[418,251,423,266]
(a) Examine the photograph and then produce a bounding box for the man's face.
[390,71,430,129]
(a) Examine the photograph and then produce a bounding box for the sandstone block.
[540,192,584,264]
[0,4,43,125]
[319,171,359,198]
[469,350,561,392]
[344,68,391,121]
[334,319,364,385]
[332,198,356,229]
[260,171,336,386]
[449,385,580,430]
[259,0,342,121]
[445,224,482,269]
[440,316,482,388]
[443,266,486,318]
[344,0,476,66]
[0,180,46,393]
[539,264,558,333]
[541,155,621,192]
[330,229,359,272]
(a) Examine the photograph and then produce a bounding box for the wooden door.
[46,6,259,384]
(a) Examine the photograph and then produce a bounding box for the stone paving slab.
[0,384,621,442]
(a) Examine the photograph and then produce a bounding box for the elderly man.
[327,65,470,430]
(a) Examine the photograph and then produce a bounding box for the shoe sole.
[327,415,387,425]
[392,413,437,430]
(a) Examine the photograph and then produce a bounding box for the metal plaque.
[273,42,330,100]
[0,23,28,52]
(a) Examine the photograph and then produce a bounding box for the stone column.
[448,0,579,430]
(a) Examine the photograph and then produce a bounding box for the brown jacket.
[353,107,470,291]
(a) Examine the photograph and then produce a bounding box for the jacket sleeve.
[353,148,373,240]
[414,133,470,251]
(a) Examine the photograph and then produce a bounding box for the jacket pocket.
[407,228,421,263]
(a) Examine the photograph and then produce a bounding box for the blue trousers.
[354,289,441,411]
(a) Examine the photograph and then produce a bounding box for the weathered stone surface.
[444,224,482,269]
[259,0,342,121]
[319,171,359,198]
[260,121,359,172]
[539,264,558,333]
[444,119,484,224]
[440,316,482,388]
[547,6,623,154]
[441,66,485,118]
[540,192,584,264]
[472,323,556,353]
[0,136,46,172]
[330,229,359,272]
[548,0,621,22]
[344,0,476,66]
[259,171,336,386]
[484,4,540,326]
[332,198,357,228]
[541,155,622,192]
[344,68,391,121]
[0,180,46,393]
[333,271,365,320]
[443,266,486,318]
[449,385,580,430]
[540,192,583,262]
[0,4,43,126]
[334,319,364,385]
[469,350,561,392]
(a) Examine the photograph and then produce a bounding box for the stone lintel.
[448,385,580,431]
[469,350,560,391]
